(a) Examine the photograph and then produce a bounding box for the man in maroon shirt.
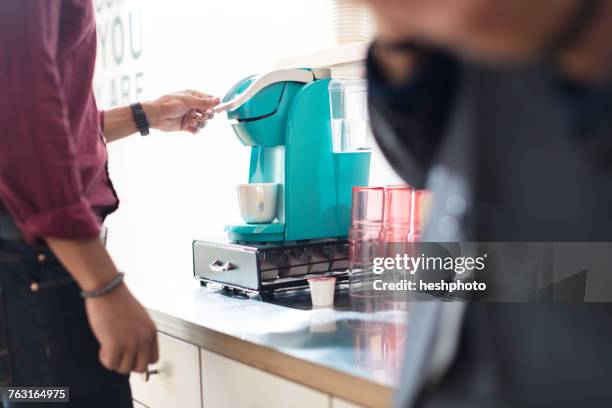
[0,1,218,406]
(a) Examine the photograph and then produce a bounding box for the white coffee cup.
[237,183,279,224]
[307,276,336,308]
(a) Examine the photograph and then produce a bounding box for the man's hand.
[45,238,158,374]
[144,90,220,134]
[102,90,220,143]
[86,284,158,374]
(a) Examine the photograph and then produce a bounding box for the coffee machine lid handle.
[213,68,331,113]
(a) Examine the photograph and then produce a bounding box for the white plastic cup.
[307,276,337,307]
[237,183,279,224]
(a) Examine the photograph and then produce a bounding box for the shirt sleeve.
[0,0,101,243]
[367,44,459,187]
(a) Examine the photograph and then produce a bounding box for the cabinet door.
[130,332,201,408]
[332,397,365,408]
[200,349,329,408]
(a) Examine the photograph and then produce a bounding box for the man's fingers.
[133,345,152,374]
[180,109,197,130]
[179,95,220,111]
[186,95,214,111]
[180,111,208,133]
[195,110,214,121]
[195,112,208,129]
[174,95,213,111]
[150,335,159,364]
[180,89,211,99]
[99,344,122,371]
[133,323,157,373]
[180,90,220,108]
[117,349,137,375]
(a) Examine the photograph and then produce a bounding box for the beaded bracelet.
[80,272,125,298]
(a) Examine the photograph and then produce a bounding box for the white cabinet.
[332,397,365,408]
[133,401,148,408]
[200,349,329,408]
[130,332,202,408]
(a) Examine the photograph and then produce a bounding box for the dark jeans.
[0,240,132,408]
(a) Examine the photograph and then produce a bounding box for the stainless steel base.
[193,237,349,295]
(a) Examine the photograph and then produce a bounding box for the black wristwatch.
[130,102,150,136]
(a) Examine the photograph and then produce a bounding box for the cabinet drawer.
[130,332,201,408]
[200,349,329,408]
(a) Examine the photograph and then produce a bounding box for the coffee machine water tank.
[329,79,373,153]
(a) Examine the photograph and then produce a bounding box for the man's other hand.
[85,283,159,374]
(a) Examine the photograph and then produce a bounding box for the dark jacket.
[367,50,612,407]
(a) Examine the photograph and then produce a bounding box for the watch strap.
[130,102,150,136]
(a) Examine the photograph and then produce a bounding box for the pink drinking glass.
[349,186,384,296]
[409,190,432,242]
[349,186,384,261]
[350,186,384,231]
[380,185,413,242]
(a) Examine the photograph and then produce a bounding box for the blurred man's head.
[365,0,611,80]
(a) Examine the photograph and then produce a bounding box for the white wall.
[94,0,401,286]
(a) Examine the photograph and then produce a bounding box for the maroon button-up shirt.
[0,0,118,243]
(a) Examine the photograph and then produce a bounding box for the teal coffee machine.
[193,68,371,296]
